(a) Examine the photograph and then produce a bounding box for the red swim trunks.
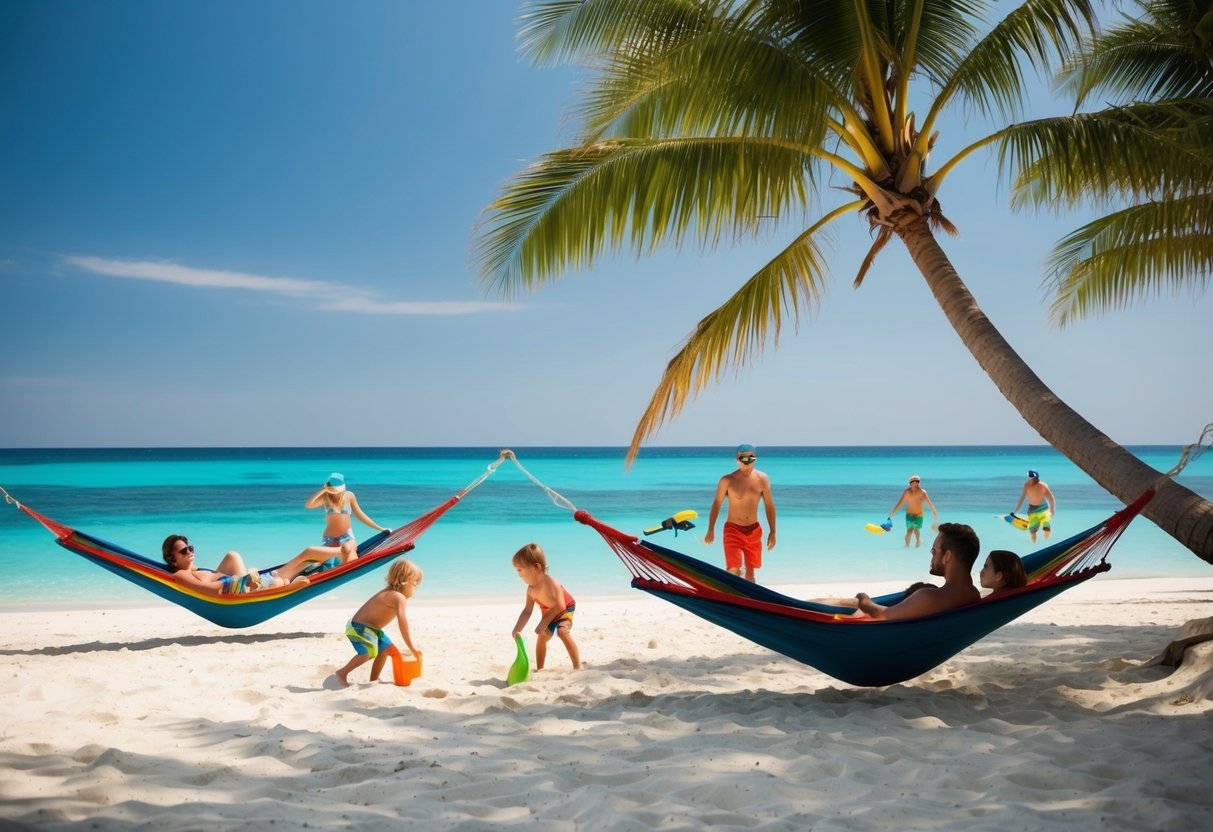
[722,521,763,571]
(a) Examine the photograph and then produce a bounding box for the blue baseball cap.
[1027,469,1039,479]
[326,472,346,491]
[736,444,756,456]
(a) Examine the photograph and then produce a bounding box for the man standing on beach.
[1013,469,1056,543]
[886,475,939,548]
[855,522,981,620]
[704,444,776,582]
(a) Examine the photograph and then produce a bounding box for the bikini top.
[324,495,352,515]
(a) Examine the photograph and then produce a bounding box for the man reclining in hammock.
[854,522,981,620]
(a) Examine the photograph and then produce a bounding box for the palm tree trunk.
[895,215,1213,564]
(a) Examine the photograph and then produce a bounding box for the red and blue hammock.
[12,497,457,629]
[573,490,1152,687]
[3,456,510,629]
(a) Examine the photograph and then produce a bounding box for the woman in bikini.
[161,535,284,595]
[275,473,389,584]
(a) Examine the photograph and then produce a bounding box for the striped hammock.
[5,455,509,629]
[573,490,1153,687]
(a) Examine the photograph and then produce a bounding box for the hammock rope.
[497,449,579,512]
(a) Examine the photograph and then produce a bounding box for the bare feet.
[290,575,311,586]
[334,670,350,687]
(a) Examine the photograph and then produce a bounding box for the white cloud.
[64,256,334,296]
[62,255,517,316]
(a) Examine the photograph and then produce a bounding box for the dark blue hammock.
[574,491,1151,687]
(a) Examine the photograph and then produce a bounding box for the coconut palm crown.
[476,0,1213,561]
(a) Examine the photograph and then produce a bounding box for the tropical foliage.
[476,0,1213,561]
[1008,0,1213,325]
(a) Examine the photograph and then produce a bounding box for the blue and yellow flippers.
[643,510,698,536]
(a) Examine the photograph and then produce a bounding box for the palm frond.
[517,0,723,66]
[579,23,847,147]
[1046,194,1213,326]
[624,204,859,464]
[476,138,817,297]
[893,0,984,84]
[1000,99,1213,209]
[737,0,868,83]
[852,226,893,288]
[1059,19,1213,105]
[927,0,1097,128]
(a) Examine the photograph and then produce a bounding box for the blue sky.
[2,1,1209,449]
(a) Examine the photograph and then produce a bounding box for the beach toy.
[865,517,893,534]
[384,644,422,687]
[643,509,698,536]
[1002,513,1029,531]
[506,634,530,686]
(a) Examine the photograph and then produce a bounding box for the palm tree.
[476,0,1213,562]
[1007,0,1213,325]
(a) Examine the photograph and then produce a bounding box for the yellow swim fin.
[643,510,698,536]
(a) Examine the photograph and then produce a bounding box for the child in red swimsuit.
[510,542,581,670]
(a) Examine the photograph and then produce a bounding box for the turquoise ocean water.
[1,446,1210,611]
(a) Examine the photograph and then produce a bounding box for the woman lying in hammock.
[161,535,286,596]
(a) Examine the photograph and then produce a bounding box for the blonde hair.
[512,542,548,572]
[386,558,422,592]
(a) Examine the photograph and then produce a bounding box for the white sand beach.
[2,576,1212,831]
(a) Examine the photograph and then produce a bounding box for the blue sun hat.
[326,472,346,492]
[1027,469,1039,480]
[736,443,756,456]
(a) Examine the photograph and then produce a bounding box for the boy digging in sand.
[511,542,581,670]
[333,559,422,687]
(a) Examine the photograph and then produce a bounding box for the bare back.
[350,588,406,629]
[527,574,566,612]
[882,582,979,621]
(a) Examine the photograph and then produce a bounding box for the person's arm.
[511,594,536,638]
[348,493,388,532]
[703,477,728,545]
[1045,485,1057,514]
[856,588,943,621]
[1012,485,1027,513]
[923,490,939,518]
[304,488,327,509]
[763,474,776,550]
[170,568,227,597]
[888,491,907,517]
[394,595,419,655]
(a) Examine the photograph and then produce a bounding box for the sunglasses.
[174,544,195,557]
[738,455,757,464]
